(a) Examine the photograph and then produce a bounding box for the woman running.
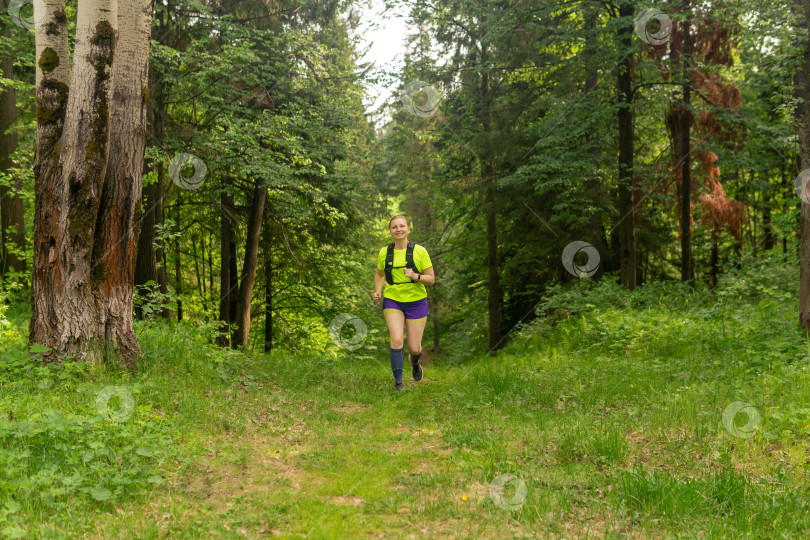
[372,215,435,390]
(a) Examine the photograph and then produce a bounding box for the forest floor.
[1,268,809,538]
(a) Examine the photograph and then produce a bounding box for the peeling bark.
[30,0,154,366]
[94,0,154,368]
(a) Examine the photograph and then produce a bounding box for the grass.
[1,258,809,538]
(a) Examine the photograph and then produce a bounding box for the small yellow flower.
[462,495,468,501]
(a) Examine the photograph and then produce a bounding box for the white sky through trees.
[352,0,409,115]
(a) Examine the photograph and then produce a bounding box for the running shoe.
[410,355,423,381]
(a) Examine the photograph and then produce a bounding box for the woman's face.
[389,217,409,240]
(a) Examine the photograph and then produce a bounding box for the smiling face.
[389,216,409,241]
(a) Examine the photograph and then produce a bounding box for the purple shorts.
[383,297,429,319]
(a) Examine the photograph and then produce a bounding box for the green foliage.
[0,358,176,533]
[1,253,810,536]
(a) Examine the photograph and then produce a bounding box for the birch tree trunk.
[29,0,154,366]
[94,0,153,367]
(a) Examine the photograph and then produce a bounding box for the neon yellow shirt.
[377,243,433,302]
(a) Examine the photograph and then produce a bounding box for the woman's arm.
[373,269,386,302]
[404,266,435,285]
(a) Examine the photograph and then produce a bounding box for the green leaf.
[90,487,112,501]
[3,500,21,514]
[28,343,50,354]
[135,447,154,458]
[1,526,27,538]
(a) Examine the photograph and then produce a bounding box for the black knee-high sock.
[390,348,404,383]
[410,348,422,363]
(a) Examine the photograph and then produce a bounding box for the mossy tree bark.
[30,0,154,367]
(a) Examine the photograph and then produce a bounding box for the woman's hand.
[372,291,382,302]
[403,268,418,281]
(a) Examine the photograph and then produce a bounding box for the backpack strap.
[384,242,395,285]
[405,241,416,272]
[384,241,418,286]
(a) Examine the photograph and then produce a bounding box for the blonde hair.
[388,214,409,228]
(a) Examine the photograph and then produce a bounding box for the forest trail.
[3,264,809,538]
[81,370,545,539]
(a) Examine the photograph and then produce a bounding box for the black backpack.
[384,241,417,285]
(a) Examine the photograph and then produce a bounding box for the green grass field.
[1,259,809,538]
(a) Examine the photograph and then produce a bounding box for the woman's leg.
[405,316,427,357]
[405,316,427,381]
[384,309,405,349]
[384,308,406,385]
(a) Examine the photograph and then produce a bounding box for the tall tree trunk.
[191,231,203,300]
[30,0,153,366]
[263,210,272,354]
[218,174,235,346]
[155,167,170,320]
[134,179,157,319]
[617,1,636,290]
[679,6,694,283]
[782,166,789,254]
[134,55,170,320]
[30,0,70,343]
[234,178,267,347]
[32,0,108,351]
[174,194,183,321]
[763,192,774,251]
[710,239,719,288]
[93,0,153,367]
[796,0,810,332]
[583,6,605,281]
[0,1,25,278]
[480,45,501,354]
[228,222,238,347]
[207,230,214,316]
